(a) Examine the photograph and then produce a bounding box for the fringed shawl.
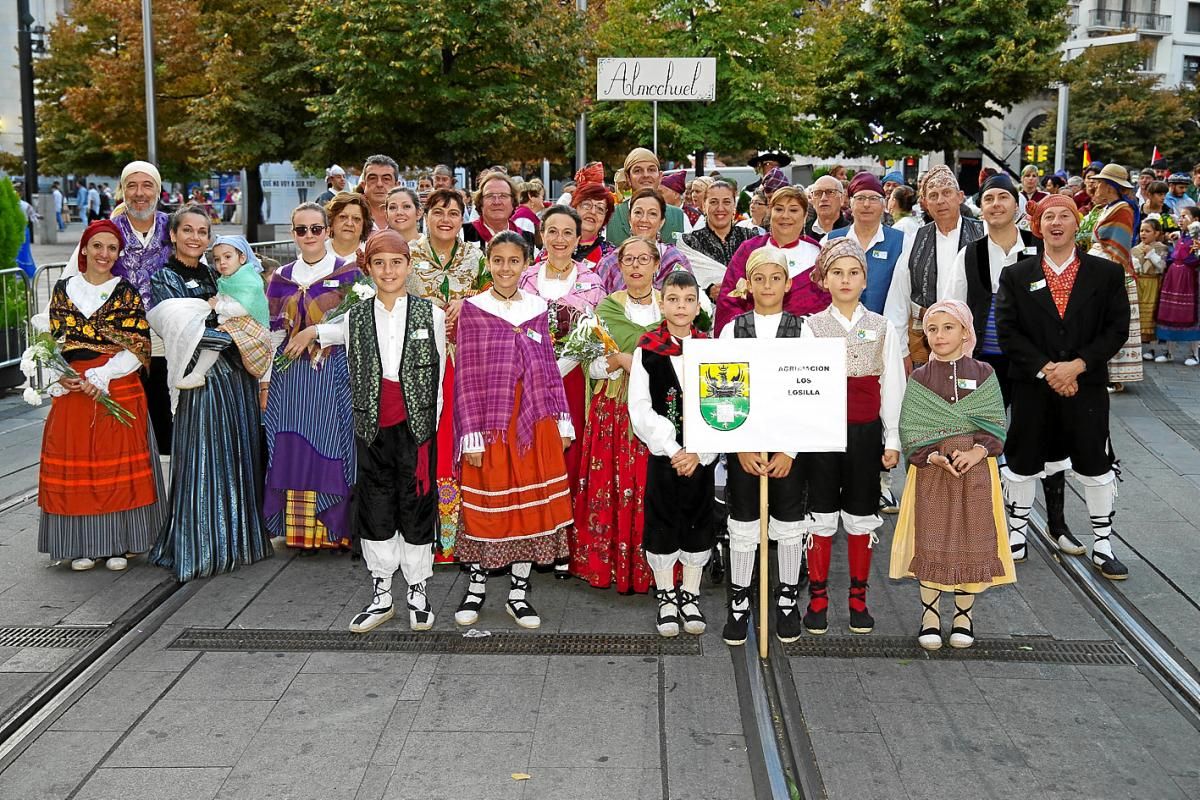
[594,290,661,400]
[266,257,361,363]
[899,372,1006,461]
[452,301,570,470]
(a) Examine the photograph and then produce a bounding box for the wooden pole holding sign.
[758,459,769,660]
[652,101,658,154]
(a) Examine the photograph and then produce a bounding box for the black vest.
[732,311,804,339]
[908,216,985,307]
[963,229,1040,344]
[346,295,439,445]
[642,349,684,447]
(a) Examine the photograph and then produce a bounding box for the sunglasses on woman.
[292,224,326,236]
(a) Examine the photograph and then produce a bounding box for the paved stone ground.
[1,362,1199,799]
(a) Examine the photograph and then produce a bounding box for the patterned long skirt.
[1107,275,1143,384]
[569,389,652,594]
[434,363,460,563]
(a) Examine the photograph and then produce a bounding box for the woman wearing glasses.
[261,203,362,552]
[572,237,665,594]
[595,189,693,294]
[569,181,617,267]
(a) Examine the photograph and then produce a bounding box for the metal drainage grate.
[782,635,1133,665]
[168,628,703,656]
[0,626,108,649]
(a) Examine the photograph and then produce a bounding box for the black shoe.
[676,588,706,635]
[802,580,828,635]
[722,585,751,646]
[879,488,900,514]
[709,544,725,586]
[775,584,803,643]
[554,560,571,580]
[1092,550,1129,581]
[848,580,874,634]
[505,574,541,629]
[949,594,974,648]
[654,588,680,637]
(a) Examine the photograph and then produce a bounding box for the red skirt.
[39,355,157,517]
[570,388,652,594]
[456,383,572,569]
[562,365,586,491]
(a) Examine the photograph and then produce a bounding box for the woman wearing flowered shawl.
[571,237,664,594]
[1086,165,1142,389]
[261,202,362,552]
[451,232,575,630]
[889,300,1014,652]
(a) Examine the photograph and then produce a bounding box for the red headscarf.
[1027,195,1080,240]
[358,228,410,272]
[574,161,605,188]
[78,219,125,273]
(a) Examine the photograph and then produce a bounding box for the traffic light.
[1037,145,1048,163]
[1025,145,1035,162]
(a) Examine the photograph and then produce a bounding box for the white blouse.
[627,342,716,464]
[58,275,142,394]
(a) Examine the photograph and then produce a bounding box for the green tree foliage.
[588,0,812,164]
[795,0,1069,158]
[295,0,591,169]
[0,179,26,270]
[1032,41,1199,173]
[35,0,210,178]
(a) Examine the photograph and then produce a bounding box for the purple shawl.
[452,301,570,470]
[113,211,173,309]
[595,242,692,293]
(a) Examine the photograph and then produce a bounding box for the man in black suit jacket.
[995,195,1130,580]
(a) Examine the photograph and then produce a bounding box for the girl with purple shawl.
[452,232,575,631]
[595,189,692,292]
[261,202,362,551]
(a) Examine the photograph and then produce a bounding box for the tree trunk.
[242,164,265,242]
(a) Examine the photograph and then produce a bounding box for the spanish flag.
[1082,141,1091,168]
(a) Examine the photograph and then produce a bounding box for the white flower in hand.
[352,283,376,301]
[19,356,36,378]
[22,387,42,407]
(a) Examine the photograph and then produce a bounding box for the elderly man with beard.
[605,148,686,246]
[885,165,985,366]
[996,195,1131,580]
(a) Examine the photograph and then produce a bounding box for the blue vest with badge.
[827,225,905,314]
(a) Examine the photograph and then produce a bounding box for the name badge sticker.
[1023,246,1038,255]
[323,279,340,288]
[184,280,199,289]
[413,329,430,340]
[525,329,543,344]
[1029,279,1047,291]
[956,378,977,390]
[855,328,879,342]
[870,249,887,259]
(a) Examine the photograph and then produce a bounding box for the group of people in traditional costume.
[31,148,1138,653]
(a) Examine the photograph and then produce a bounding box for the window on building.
[1188,2,1200,33]
[1184,56,1200,84]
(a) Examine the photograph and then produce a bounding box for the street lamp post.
[142,0,158,164]
[17,0,39,203]
[575,0,587,172]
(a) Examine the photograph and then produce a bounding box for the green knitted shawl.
[899,371,1007,461]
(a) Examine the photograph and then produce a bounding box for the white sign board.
[682,338,847,454]
[597,58,717,102]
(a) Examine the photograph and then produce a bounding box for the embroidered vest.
[732,311,805,339]
[807,308,889,423]
[642,350,684,446]
[347,296,439,445]
[908,217,984,307]
[827,225,906,314]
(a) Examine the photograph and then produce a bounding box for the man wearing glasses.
[605,147,687,246]
[805,175,850,239]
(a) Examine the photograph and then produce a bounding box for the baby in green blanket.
[176,236,270,389]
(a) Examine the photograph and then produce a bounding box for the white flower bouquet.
[21,331,135,425]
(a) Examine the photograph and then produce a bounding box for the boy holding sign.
[629,270,717,637]
[800,239,905,635]
[718,248,809,645]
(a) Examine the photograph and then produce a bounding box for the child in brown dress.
[889,299,1015,650]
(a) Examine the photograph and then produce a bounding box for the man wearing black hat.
[739,151,791,214]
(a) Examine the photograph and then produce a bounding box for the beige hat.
[623,147,659,173]
[1095,163,1133,189]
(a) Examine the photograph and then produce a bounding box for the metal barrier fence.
[4,238,297,388]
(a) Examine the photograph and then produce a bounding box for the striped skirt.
[456,384,571,570]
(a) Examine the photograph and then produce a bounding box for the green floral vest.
[347,295,438,445]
